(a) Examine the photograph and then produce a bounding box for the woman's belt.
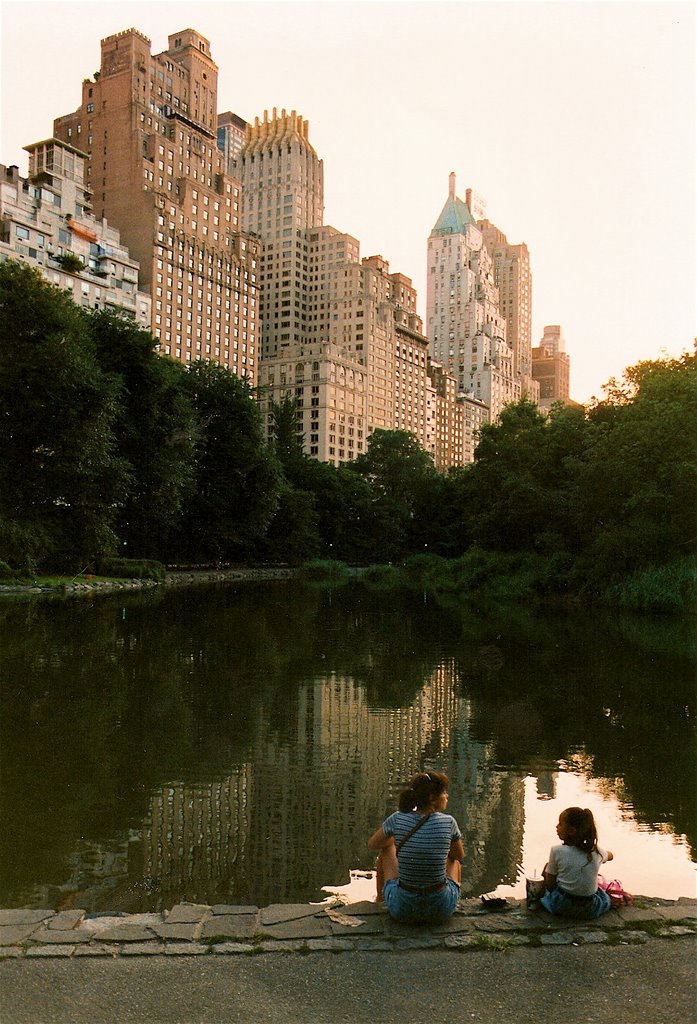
[398,879,446,894]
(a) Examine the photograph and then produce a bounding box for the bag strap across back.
[396,812,432,854]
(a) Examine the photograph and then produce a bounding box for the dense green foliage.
[1,262,695,608]
[0,262,126,572]
[0,263,279,572]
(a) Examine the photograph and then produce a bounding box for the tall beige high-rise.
[478,216,539,403]
[53,28,260,381]
[238,109,465,467]
[426,173,520,443]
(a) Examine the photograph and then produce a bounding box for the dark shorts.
[383,877,460,924]
[541,885,611,920]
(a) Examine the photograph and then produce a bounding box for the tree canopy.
[1,259,694,601]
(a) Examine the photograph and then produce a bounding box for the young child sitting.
[541,806,613,920]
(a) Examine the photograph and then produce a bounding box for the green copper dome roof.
[431,194,476,236]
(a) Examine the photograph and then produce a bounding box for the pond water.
[0,581,694,912]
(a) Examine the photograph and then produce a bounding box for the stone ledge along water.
[1,897,694,958]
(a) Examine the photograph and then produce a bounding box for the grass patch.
[633,919,675,937]
[607,556,697,614]
[298,559,351,585]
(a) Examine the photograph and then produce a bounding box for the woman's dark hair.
[561,806,599,861]
[398,771,449,812]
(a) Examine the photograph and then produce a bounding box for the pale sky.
[1,0,694,403]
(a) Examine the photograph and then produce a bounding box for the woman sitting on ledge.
[368,770,463,924]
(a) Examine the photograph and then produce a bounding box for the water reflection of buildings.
[138,662,525,907]
[36,663,526,910]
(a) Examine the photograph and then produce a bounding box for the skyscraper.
[478,216,538,403]
[426,173,520,431]
[53,28,259,381]
[238,108,323,362]
[238,109,463,467]
[532,325,571,408]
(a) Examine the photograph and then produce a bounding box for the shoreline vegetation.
[302,553,697,616]
[1,263,696,614]
[1,553,695,615]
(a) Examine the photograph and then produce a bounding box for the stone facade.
[240,109,468,468]
[53,28,259,381]
[426,174,521,440]
[532,324,571,409]
[0,141,150,326]
[478,216,539,403]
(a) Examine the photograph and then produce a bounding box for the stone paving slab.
[329,916,384,936]
[445,934,480,949]
[211,905,259,916]
[429,917,476,935]
[577,931,607,944]
[81,916,136,935]
[30,927,92,944]
[263,916,332,940]
[540,931,576,945]
[306,938,354,952]
[119,942,166,956]
[26,944,76,957]
[0,909,53,927]
[165,903,210,924]
[352,938,394,951]
[2,896,695,959]
[165,942,210,955]
[260,904,327,926]
[472,914,526,933]
[662,925,696,937]
[73,944,117,957]
[98,925,158,943]
[150,922,202,942]
[260,940,310,952]
[616,905,665,923]
[200,914,259,941]
[655,902,697,921]
[334,900,385,916]
[0,946,25,958]
[394,936,442,950]
[619,931,649,943]
[47,910,86,929]
[382,917,433,939]
[211,942,256,955]
[0,924,42,946]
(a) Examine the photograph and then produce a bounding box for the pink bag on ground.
[598,875,634,908]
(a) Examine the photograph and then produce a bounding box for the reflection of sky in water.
[505,773,696,902]
[327,772,696,905]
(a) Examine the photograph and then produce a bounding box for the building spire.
[449,171,456,199]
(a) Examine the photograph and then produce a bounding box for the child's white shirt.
[547,843,609,895]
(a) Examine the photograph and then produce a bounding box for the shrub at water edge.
[298,559,351,585]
